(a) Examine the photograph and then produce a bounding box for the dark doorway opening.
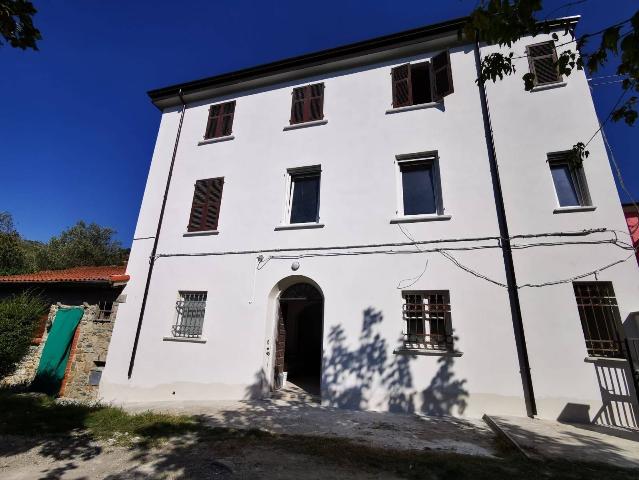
[274,283,323,397]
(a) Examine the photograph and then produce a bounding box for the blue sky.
[1,1,637,247]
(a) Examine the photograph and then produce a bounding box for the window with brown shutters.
[527,41,561,86]
[391,51,454,108]
[290,83,324,124]
[187,178,224,232]
[204,101,235,139]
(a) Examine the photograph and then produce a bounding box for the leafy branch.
[0,0,41,50]
[466,1,639,135]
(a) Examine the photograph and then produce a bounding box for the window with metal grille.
[391,51,454,108]
[287,166,321,224]
[527,41,561,86]
[573,282,624,358]
[290,83,324,124]
[402,291,453,351]
[204,101,235,139]
[96,301,114,321]
[548,151,591,207]
[173,292,207,338]
[187,177,224,232]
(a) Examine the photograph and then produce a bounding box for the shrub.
[0,292,46,379]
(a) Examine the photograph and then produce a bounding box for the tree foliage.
[0,0,40,50]
[0,291,46,379]
[0,212,128,275]
[466,1,639,126]
[43,221,128,270]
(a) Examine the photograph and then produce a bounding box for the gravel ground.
[123,398,498,457]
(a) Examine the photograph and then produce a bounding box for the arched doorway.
[274,282,323,397]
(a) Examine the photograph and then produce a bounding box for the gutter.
[473,36,537,417]
[127,90,187,379]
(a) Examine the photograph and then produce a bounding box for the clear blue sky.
[1,1,637,247]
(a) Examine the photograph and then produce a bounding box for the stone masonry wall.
[60,302,119,402]
[2,300,120,402]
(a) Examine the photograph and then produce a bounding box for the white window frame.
[547,151,593,212]
[394,151,445,221]
[279,165,323,228]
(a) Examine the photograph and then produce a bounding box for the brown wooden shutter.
[431,51,454,100]
[204,101,235,139]
[290,87,306,124]
[290,84,324,124]
[527,42,560,85]
[308,83,324,121]
[391,64,412,108]
[187,178,224,232]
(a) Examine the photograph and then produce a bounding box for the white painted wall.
[102,28,639,424]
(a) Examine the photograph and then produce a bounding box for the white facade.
[102,18,639,424]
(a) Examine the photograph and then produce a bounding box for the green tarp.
[31,307,83,395]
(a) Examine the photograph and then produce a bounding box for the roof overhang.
[147,15,581,110]
[147,16,470,109]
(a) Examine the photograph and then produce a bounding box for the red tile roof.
[0,266,129,284]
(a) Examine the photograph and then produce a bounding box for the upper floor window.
[397,152,443,216]
[173,291,207,338]
[548,151,591,208]
[204,101,235,139]
[402,291,453,351]
[526,41,561,87]
[573,282,624,359]
[391,51,453,108]
[290,83,324,125]
[287,166,321,224]
[187,178,224,232]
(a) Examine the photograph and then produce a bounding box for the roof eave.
[147,16,469,109]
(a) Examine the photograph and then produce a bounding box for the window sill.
[163,336,207,344]
[390,214,451,224]
[530,81,567,92]
[553,206,596,214]
[183,230,219,237]
[393,348,463,357]
[274,223,325,231]
[283,119,328,131]
[385,102,442,114]
[198,135,235,145]
[584,356,627,364]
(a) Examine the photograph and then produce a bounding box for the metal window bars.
[173,292,207,338]
[96,301,114,322]
[573,282,624,358]
[402,291,453,351]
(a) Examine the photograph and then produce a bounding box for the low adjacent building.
[0,266,129,401]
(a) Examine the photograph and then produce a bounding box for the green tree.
[0,0,41,50]
[0,291,46,380]
[0,212,29,275]
[42,221,128,270]
[466,1,639,130]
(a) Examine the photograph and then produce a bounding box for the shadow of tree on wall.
[322,307,468,415]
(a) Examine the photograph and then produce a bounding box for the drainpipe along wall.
[127,90,187,379]
[473,37,537,417]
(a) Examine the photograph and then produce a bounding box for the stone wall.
[59,302,119,401]
[1,299,120,402]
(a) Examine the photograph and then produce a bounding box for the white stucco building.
[101,16,639,425]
